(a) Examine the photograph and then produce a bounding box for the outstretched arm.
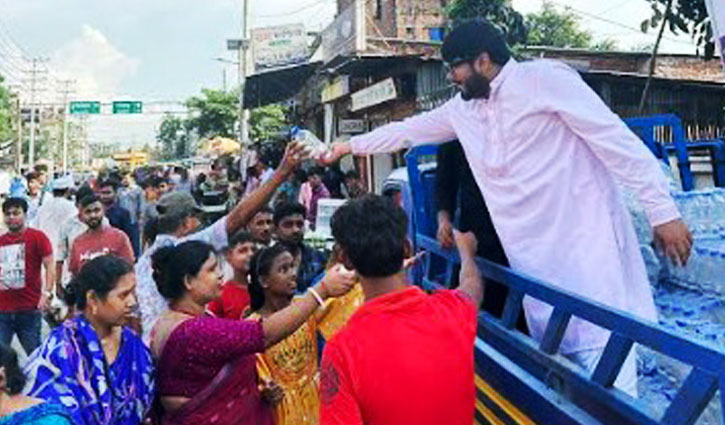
[226,142,306,235]
[454,230,484,307]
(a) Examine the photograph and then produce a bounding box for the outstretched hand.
[453,230,478,260]
[318,141,352,166]
[279,142,309,175]
[653,218,692,267]
[321,264,356,297]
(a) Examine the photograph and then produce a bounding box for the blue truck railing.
[405,144,725,425]
[624,114,695,191]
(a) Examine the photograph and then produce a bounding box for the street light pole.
[239,0,251,146]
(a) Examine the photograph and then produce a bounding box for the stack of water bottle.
[666,188,725,294]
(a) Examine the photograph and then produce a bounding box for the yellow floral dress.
[251,284,365,425]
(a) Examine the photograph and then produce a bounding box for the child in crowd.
[207,231,256,319]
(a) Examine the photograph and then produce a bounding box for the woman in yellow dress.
[248,244,356,425]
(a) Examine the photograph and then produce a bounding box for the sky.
[0,0,701,149]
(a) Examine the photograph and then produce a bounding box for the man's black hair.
[79,194,101,209]
[273,202,307,226]
[24,171,39,183]
[331,194,408,278]
[441,19,511,67]
[75,185,95,205]
[98,179,119,192]
[2,197,28,213]
[254,206,274,216]
[345,170,360,180]
[229,230,255,248]
[308,166,324,177]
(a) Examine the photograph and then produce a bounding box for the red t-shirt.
[207,281,251,319]
[320,286,477,425]
[0,228,53,312]
[69,226,135,276]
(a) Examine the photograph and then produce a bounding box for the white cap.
[52,175,75,190]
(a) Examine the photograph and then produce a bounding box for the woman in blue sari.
[24,255,155,425]
[0,344,72,425]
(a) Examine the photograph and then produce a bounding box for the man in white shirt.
[322,20,692,397]
[35,175,77,261]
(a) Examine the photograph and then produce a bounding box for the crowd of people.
[0,18,695,425]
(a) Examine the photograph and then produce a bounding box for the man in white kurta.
[322,20,692,396]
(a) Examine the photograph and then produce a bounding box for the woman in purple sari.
[149,240,354,425]
[24,255,155,425]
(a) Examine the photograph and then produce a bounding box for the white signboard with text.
[252,24,309,71]
[351,78,397,112]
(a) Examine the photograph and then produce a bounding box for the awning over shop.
[243,61,321,109]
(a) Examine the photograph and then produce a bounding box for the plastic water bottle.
[291,126,328,160]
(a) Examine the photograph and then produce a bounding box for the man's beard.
[461,73,491,101]
[87,219,102,230]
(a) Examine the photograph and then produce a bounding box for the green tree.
[525,2,618,50]
[249,104,288,143]
[641,0,713,58]
[444,0,528,46]
[526,2,591,48]
[157,114,184,160]
[184,88,239,139]
[0,76,14,152]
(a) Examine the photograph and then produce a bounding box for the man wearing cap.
[321,19,692,397]
[134,142,307,341]
[35,175,77,262]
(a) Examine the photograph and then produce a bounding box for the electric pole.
[26,58,47,168]
[58,79,75,173]
[240,0,251,146]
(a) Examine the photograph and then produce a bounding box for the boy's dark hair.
[79,194,101,209]
[254,206,274,216]
[2,197,28,213]
[99,179,119,192]
[442,19,511,67]
[25,171,39,183]
[344,170,360,180]
[308,166,324,177]
[0,344,26,395]
[75,185,95,206]
[229,231,255,249]
[331,194,408,278]
[273,202,307,226]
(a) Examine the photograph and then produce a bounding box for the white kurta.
[350,59,680,353]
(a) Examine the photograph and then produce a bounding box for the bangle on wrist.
[308,287,325,307]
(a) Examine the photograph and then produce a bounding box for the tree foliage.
[641,0,714,58]
[526,2,591,48]
[525,2,618,51]
[184,88,239,139]
[0,76,14,152]
[249,104,288,143]
[157,114,185,160]
[444,0,529,46]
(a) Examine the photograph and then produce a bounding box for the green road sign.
[113,101,143,114]
[70,101,101,114]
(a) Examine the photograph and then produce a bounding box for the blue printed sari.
[0,402,73,425]
[23,315,156,425]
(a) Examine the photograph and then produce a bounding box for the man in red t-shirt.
[69,194,134,277]
[320,194,484,425]
[207,231,255,318]
[0,197,55,355]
